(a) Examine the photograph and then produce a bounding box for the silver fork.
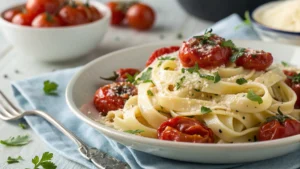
[0,91,129,169]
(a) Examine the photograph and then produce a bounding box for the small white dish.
[251,1,300,46]
[66,40,300,164]
[0,1,111,62]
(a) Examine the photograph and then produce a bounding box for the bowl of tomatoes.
[0,0,111,62]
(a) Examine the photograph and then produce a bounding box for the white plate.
[66,40,300,164]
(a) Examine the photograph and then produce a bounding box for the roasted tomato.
[26,0,61,17]
[157,116,214,143]
[146,46,180,66]
[235,49,273,71]
[283,70,300,109]
[106,1,126,25]
[32,13,62,27]
[126,3,155,30]
[3,9,21,22]
[89,6,102,21]
[115,68,140,82]
[12,12,35,26]
[58,4,89,26]
[94,82,137,115]
[76,4,93,22]
[179,33,232,69]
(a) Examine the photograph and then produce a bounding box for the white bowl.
[0,1,111,62]
[251,1,300,46]
[66,40,300,164]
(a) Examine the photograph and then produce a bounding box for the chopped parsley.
[158,56,176,61]
[193,28,215,45]
[186,64,200,74]
[0,135,30,146]
[200,72,221,83]
[18,123,27,129]
[164,67,170,70]
[181,68,185,73]
[281,61,289,67]
[236,78,248,85]
[247,90,263,104]
[32,152,57,169]
[214,72,221,83]
[126,73,138,83]
[147,90,154,96]
[289,73,300,83]
[194,89,200,92]
[221,40,236,48]
[175,76,186,90]
[124,129,144,134]
[230,48,246,62]
[100,71,118,81]
[201,106,212,114]
[235,11,251,30]
[157,61,162,67]
[43,80,58,95]
[136,68,153,84]
[7,156,23,164]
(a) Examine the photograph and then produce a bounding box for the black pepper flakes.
[248,139,251,142]
[242,116,245,120]
[278,86,281,89]
[218,129,222,133]
[236,110,239,113]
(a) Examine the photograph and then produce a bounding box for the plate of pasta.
[66,30,300,163]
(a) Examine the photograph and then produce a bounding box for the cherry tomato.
[89,6,102,21]
[235,49,273,71]
[291,83,300,109]
[26,0,60,17]
[157,116,214,143]
[107,1,126,25]
[31,13,62,27]
[94,82,137,115]
[58,5,89,26]
[116,68,140,82]
[283,70,297,87]
[146,46,180,66]
[283,70,300,109]
[76,4,93,22]
[259,119,300,141]
[12,13,35,26]
[126,3,155,30]
[3,9,21,22]
[179,35,232,69]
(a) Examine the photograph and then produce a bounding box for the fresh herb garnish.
[214,72,221,83]
[236,78,248,85]
[100,71,118,81]
[266,107,289,124]
[126,73,138,83]
[230,48,246,62]
[158,56,176,61]
[157,61,162,67]
[164,67,170,70]
[0,135,30,146]
[289,73,300,83]
[147,90,154,96]
[124,129,144,134]
[19,123,27,129]
[281,61,289,67]
[247,90,263,104]
[7,156,23,164]
[201,106,212,114]
[221,40,236,48]
[181,68,185,73]
[175,76,186,90]
[235,11,251,30]
[193,29,215,45]
[194,89,200,92]
[186,64,200,74]
[136,68,153,84]
[32,152,57,169]
[199,74,215,81]
[43,81,58,95]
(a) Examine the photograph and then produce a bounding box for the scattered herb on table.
[0,135,30,146]
[235,11,251,30]
[19,123,27,129]
[281,61,289,67]
[43,80,58,95]
[32,152,57,169]
[7,156,23,164]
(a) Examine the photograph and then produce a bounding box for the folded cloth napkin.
[12,14,300,169]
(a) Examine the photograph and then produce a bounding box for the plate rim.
[65,40,300,149]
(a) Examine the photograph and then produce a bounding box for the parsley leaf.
[124,129,144,134]
[126,73,138,83]
[43,80,58,95]
[7,156,23,164]
[236,78,248,85]
[158,56,176,61]
[230,48,246,62]
[186,64,200,74]
[164,67,170,70]
[247,90,263,104]
[32,152,57,169]
[200,74,214,81]
[201,106,212,114]
[281,61,289,67]
[235,11,251,30]
[0,135,30,146]
[214,72,221,83]
[181,68,185,73]
[194,88,200,92]
[175,76,186,90]
[193,28,215,45]
[100,71,118,81]
[221,40,236,48]
[136,68,153,83]
[18,123,27,129]
[289,73,300,83]
[147,90,154,96]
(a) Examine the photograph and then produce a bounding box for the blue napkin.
[12,14,300,169]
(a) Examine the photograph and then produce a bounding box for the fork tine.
[0,91,21,116]
[0,104,14,119]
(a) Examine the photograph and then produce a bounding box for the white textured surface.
[0,0,212,168]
